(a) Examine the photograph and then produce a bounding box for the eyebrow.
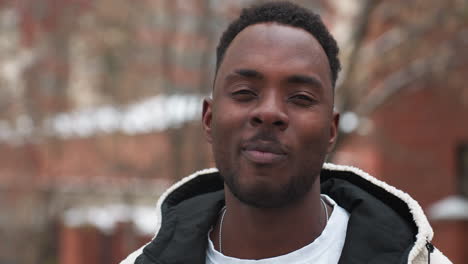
[224,69,323,89]
[226,69,264,81]
[286,74,323,89]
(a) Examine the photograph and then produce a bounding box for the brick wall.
[1,0,466,263]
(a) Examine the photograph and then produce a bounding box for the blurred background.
[0,0,466,263]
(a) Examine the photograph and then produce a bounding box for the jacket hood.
[122,163,451,264]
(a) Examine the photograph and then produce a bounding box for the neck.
[211,182,332,259]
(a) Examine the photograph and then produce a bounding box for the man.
[122,2,451,263]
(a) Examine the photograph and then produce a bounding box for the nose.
[249,93,289,131]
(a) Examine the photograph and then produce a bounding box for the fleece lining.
[120,163,452,264]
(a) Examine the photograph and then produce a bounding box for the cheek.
[212,102,248,137]
[210,108,247,174]
[210,104,247,155]
[212,113,238,140]
[294,114,332,151]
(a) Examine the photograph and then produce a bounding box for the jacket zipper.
[426,242,434,264]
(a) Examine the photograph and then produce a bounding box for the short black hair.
[215,1,341,87]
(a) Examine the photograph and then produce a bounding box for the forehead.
[215,23,332,89]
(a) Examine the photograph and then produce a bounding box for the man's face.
[202,23,339,208]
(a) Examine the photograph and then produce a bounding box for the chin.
[225,170,316,209]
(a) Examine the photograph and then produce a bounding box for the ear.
[202,98,213,143]
[327,112,340,153]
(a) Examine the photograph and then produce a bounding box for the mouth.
[241,141,287,165]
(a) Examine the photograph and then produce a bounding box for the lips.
[241,141,287,165]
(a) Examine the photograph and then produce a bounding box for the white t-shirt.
[205,195,350,264]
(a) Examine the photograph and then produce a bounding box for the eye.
[289,94,316,107]
[231,89,257,102]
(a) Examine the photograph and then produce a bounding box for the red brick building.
[331,1,468,263]
[0,1,466,263]
[334,79,468,264]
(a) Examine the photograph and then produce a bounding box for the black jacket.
[121,164,451,264]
